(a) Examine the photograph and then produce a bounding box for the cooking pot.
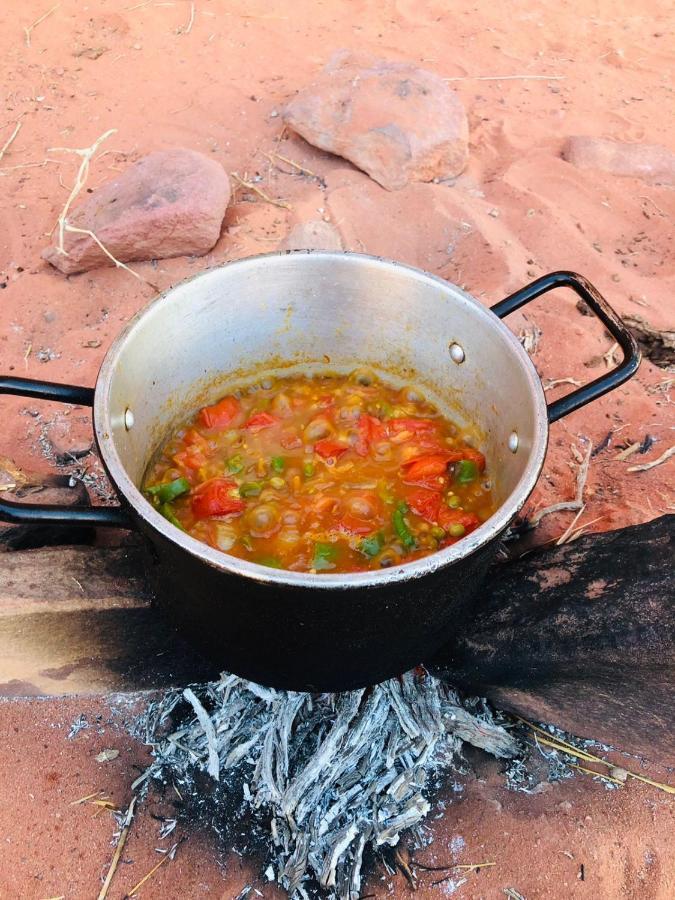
[0,253,639,691]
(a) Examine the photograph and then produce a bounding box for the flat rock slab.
[0,693,672,898]
[43,148,231,274]
[284,51,469,190]
[562,136,675,186]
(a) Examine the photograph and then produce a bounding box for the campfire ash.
[131,670,519,899]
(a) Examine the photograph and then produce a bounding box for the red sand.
[0,0,673,896]
[0,694,673,899]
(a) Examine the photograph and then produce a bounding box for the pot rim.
[94,251,549,590]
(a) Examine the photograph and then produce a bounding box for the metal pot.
[0,253,639,691]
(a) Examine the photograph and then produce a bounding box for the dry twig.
[263,150,320,179]
[97,796,137,900]
[529,439,592,528]
[627,445,675,473]
[542,377,582,392]
[230,171,292,209]
[615,441,641,462]
[48,130,143,282]
[24,3,60,47]
[0,121,22,163]
[603,342,619,368]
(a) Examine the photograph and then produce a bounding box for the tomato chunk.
[388,417,437,436]
[199,396,240,429]
[245,412,279,432]
[404,487,443,523]
[402,453,454,482]
[355,414,387,456]
[338,514,376,535]
[192,478,245,518]
[314,439,349,460]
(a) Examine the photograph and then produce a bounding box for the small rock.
[562,136,675,186]
[94,748,119,763]
[558,801,574,814]
[284,50,469,191]
[531,781,553,794]
[609,766,629,782]
[43,148,230,274]
[282,219,343,251]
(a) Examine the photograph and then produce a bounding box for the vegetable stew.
[142,369,497,573]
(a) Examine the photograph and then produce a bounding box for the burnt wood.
[429,514,674,764]
[0,516,672,762]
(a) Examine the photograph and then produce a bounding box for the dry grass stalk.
[24,3,60,47]
[177,1,195,34]
[125,842,179,896]
[97,796,137,900]
[543,377,582,391]
[48,130,143,282]
[230,171,292,209]
[569,763,624,785]
[263,150,319,179]
[0,121,22,163]
[70,789,107,806]
[627,445,675,472]
[0,158,60,173]
[519,718,675,795]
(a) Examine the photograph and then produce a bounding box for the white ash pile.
[132,670,519,899]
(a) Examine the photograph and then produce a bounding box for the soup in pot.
[142,369,497,573]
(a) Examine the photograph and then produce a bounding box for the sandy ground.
[0,694,673,900]
[0,0,674,897]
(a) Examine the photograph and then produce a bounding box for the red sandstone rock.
[43,148,230,274]
[284,51,469,191]
[562,136,675,186]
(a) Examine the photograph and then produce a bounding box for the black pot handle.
[491,271,640,423]
[0,376,132,528]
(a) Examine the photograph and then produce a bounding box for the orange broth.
[142,369,497,573]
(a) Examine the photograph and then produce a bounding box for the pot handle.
[490,271,640,422]
[0,376,132,528]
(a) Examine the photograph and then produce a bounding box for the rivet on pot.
[449,342,465,364]
[124,408,135,431]
[508,431,519,453]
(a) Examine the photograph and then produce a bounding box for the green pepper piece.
[358,532,385,558]
[271,456,285,473]
[455,459,479,484]
[145,476,190,503]
[393,502,415,550]
[227,455,244,474]
[303,461,315,478]
[239,481,263,497]
[312,541,338,570]
[159,502,184,530]
[257,555,282,569]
